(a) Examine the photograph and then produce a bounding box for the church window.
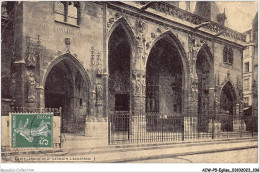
[244,78,249,91]
[54,2,80,26]
[223,45,233,64]
[244,62,249,73]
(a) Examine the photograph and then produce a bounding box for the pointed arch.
[107,17,136,49]
[196,42,214,132]
[42,53,90,90]
[146,30,189,70]
[146,30,189,89]
[145,30,189,114]
[43,53,91,133]
[197,43,214,68]
[219,81,237,131]
[220,81,237,104]
[108,17,133,112]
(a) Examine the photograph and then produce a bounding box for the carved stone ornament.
[90,47,95,67]
[65,38,71,53]
[96,84,103,105]
[107,17,115,28]
[145,2,246,42]
[146,41,151,50]
[132,70,144,96]
[28,73,36,103]
[157,27,163,34]
[26,37,36,68]
[65,38,70,45]
[142,74,146,97]
[26,49,36,67]
[96,52,102,77]
[136,19,145,33]
[151,33,157,39]
[115,12,122,19]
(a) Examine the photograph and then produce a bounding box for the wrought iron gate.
[108,111,257,145]
[108,111,184,145]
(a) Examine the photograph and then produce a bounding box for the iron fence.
[9,106,62,116]
[108,111,257,145]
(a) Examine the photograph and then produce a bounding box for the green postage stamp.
[10,113,53,148]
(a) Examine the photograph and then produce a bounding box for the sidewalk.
[88,138,258,162]
[2,137,258,163]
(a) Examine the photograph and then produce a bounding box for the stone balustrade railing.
[135,1,246,42]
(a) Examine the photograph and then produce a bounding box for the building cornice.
[104,1,246,49]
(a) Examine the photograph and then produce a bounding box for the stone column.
[212,75,221,137]
[185,42,199,138]
[85,86,96,137]
[94,51,104,120]
[208,87,215,135]
[13,61,26,107]
[130,70,146,141]
[207,61,215,134]
[11,3,27,108]
[129,19,147,141]
[36,85,45,108]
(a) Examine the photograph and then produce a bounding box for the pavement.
[1,137,258,163]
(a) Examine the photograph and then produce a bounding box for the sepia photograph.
[0,0,258,172]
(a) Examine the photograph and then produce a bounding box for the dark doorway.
[220,82,235,131]
[115,94,129,111]
[45,93,64,108]
[45,58,89,134]
[108,25,131,111]
[108,25,131,135]
[146,38,183,132]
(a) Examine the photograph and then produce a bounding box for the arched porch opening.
[108,24,131,132]
[146,36,185,132]
[44,56,89,134]
[219,81,236,131]
[196,45,213,132]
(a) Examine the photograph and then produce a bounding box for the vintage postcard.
[1,1,258,172]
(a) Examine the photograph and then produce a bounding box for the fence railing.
[109,111,257,145]
[9,106,62,116]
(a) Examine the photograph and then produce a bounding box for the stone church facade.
[1,2,248,146]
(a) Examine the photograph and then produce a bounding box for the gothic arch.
[197,43,214,68]
[146,30,189,89]
[220,81,237,104]
[42,53,91,90]
[145,30,189,114]
[43,53,91,133]
[196,42,215,91]
[107,17,136,49]
[196,43,214,132]
[108,18,133,112]
[219,81,237,131]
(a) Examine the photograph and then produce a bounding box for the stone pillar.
[233,103,240,131]
[130,70,146,141]
[233,103,246,132]
[184,111,198,139]
[36,85,45,108]
[85,46,108,146]
[129,19,147,141]
[13,61,26,107]
[209,87,221,138]
[208,87,215,135]
[185,36,199,139]
[11,3,26,108]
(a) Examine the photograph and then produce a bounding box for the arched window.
[54,1,80,26]
[223,45,233,64]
